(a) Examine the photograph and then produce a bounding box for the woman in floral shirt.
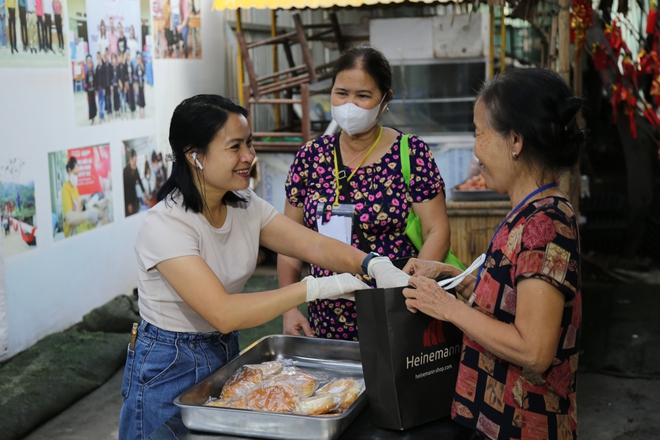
[278,46,451,340]
[402,68,584,439]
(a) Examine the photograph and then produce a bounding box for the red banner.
[68,145,111,196]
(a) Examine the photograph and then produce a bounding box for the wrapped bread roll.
[204,395,247,409]
[296,394,341,415]
[244,383,298,413]
[316,378,364,411]
[265,367,318,397]
[220,361,284,400]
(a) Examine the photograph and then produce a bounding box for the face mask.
[69,173,78,187]
[331,94,386,136]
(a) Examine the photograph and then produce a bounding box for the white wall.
[0,2,229,361]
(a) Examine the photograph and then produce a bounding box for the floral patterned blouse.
[451,196,581,439]
[285,130,444,340]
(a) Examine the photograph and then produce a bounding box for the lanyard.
[473,181,559,289]
[332,126,383,206]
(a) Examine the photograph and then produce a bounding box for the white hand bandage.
[305,274,369,302]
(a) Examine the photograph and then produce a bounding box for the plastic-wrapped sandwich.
[204,360,364,416]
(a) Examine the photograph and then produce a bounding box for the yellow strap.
[333,126,383,206]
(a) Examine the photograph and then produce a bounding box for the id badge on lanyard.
[316,202,355,245]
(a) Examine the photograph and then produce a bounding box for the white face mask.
[69,173,78,187]
[331,94,386,136]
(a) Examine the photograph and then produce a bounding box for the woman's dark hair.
[66,156,77,173]
[332,45,392,98]
[157,94,249,212]
[476,68,586,178]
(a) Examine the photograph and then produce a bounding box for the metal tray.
[450,185,509,201]
[174,335,367,440]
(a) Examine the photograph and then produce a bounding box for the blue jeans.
[118,320,240,440]
[0,14,6,47]
[97,88,105,119]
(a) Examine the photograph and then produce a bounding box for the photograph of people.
[126,24,139,57]
[401,68,584,439]
[151,0,200,59]
[122,147,146,216]
[278,45,451,340]
[42,0,52,52]
[0,0,66,66]
[0,0,6,52]
[121,136,169,215]
[67,0,153,126]
[135,50,146,117]
[97,18,108,56]
[6,0,19,55]
[84,53,97,125]
[116,20,126,55]
[94,50,106,123]
[49,145,113,241]
[52,0,63,52]
[0,158,37,258]
[118,94,411,439]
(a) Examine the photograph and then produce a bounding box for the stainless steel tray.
[174,335,367,440]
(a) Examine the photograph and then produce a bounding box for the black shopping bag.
[356,285,463,430]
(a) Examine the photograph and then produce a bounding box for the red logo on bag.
[423,320,446,347]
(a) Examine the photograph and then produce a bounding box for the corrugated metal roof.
[213,0,460,11]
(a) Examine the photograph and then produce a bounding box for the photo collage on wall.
[121,136,169,218]
[0,158,36,258]
[0,0,200,256]
[151,0,202,59]
[68,0,155,126]
[0,0,69,68]
[48,145,114,242]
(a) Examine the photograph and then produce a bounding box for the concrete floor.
[22,268,660,439]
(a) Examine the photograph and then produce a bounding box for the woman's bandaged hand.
[367,257,411,288]
[305,274,369,302]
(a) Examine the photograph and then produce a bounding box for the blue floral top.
[284,130,444,340]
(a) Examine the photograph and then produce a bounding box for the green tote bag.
[400,134,466,271]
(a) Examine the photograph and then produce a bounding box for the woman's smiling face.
[195,113,255,195]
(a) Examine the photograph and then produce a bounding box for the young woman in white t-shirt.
[97,19,108,57]
[117,94,410,440]
[126,24,140,60]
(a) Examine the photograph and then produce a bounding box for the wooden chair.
[297,12,345,81]
[237,13,317,101]
[236,13,344,152]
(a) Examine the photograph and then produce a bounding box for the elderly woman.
[402,68,584,439]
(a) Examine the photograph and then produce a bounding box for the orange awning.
[213,0,453,10]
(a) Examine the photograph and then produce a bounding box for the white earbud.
[192,152,204,170]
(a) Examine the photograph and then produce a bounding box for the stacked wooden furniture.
[236,13,344,152]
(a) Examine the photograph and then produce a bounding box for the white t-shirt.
[135,189,278,333]
[97,35,109,57]
[127,38,140,58]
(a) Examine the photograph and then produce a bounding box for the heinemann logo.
[424,319,445,347]
[405,319,460,370]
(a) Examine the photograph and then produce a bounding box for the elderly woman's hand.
[402,276,459,320]
[402,258,461,280]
